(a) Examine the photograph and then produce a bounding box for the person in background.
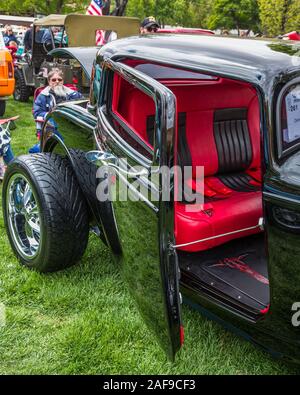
[6,40,18,57]
[29,68,82,153]
[140,17,160,34]
[27,26,47,46]
[23,25,33,51]
[36,26,47,43]
[3,25,18,47]
[0,124,14,181]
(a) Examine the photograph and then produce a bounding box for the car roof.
[100,34,300,86]
[0,14,34,27]
[34,14,66,26]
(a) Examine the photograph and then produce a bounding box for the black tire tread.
[2,153,89,272]
[13,68,31,102]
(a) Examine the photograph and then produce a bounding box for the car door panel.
[94,59,182,360]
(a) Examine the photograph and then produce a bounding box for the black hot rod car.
[2,34,300,363]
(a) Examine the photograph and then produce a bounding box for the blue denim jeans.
[3,145,14,164]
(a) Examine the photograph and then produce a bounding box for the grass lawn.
[0,98,299,375]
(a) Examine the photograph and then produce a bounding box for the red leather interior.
[112,70,263,253]
[113,74,155,148]
[170,80,263,251]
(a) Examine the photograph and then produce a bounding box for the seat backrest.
[213,108,252,174]
[169,79,261,179]
[183,102,261,178]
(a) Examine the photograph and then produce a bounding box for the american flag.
[86,0,106,45]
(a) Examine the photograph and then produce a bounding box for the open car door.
[91,59,183,360]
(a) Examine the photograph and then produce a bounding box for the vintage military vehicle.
[13,13,139,101]
[3,34,300,363]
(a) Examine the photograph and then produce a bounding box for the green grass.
[0,98,299,374]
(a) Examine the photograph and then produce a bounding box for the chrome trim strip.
[263,190,300,205]
[173,222,262,249]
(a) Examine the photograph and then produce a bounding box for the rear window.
[277,81,300,159]
[135,63,217,80]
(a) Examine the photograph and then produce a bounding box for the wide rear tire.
[13,68,31,102]
[2,153,89,272]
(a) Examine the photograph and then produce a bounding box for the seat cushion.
[175,190,262,252]
[213,108,253,174]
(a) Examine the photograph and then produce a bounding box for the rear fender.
[42,117,121,254]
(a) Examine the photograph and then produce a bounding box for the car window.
[135,63,217,80]
[95,30,117,45]
[277,80,300,159]
[91,64,102,105]
[106,72,155,162]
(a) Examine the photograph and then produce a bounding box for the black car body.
[3,34,300,363]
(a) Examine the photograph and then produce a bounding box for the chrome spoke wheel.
[6,174,42,259]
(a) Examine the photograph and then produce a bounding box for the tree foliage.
[0,0,128,16]
[258,0,300,36]
[0,0,88,15]
[207,0,260,33]
[126,0,213,28]
[1,0,299,36]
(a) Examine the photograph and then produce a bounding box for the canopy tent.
[0,15,34,27]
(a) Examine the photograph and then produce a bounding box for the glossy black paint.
[41,35,300,363]
[95,58,182,360]
[99,35,300,362]
[99,35,300,85]
[41,49,183,359]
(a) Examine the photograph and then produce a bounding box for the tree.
[258,0,300,36]
[0,0,88,15]
[207,0,260,35]
[0,0,128,16]
[126,0,213,28]
[126,0,155,21]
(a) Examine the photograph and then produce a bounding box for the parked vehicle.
[158,27,214,35]
[282,31,300,41]
[13,13,140,102]
[0,33,14,116]
[3,34,300,363]
[0,14,34,28]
